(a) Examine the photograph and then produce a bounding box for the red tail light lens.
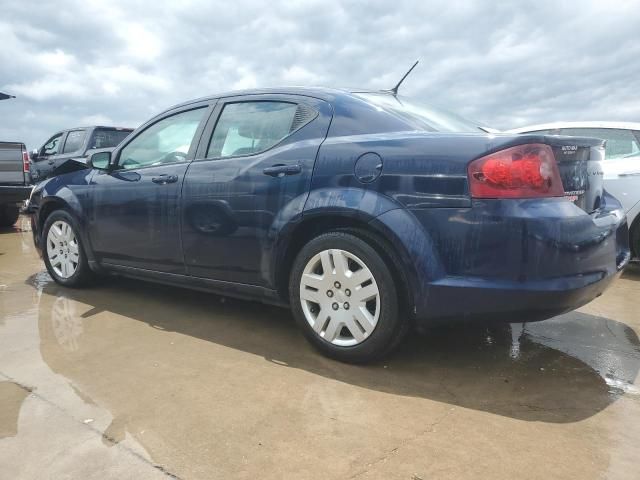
[22,150,30,173]
[468,143,564,199]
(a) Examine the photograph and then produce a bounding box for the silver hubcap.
[300,249,380,347]
[46,220,79,279]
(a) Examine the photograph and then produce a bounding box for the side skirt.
[101,263,289,308]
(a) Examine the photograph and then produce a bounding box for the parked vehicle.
[30,126,133,181]
[27,88,629,362]
[0,141,32,227]
[508,122,640,258]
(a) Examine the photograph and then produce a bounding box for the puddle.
[0,381,31,438]
[22,268,640,424]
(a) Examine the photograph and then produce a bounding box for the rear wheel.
[0,204,20,227]
[42,210,94,287]
[289,231,406,363]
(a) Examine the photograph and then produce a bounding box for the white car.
[508,122,640,258]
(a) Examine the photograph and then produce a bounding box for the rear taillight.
[468,143,564,199]
[22,150,30,173]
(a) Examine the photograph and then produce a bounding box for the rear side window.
[560,128,640,160]
[207,101,312,158]
[62,130,86,153]
[90,129,132,149]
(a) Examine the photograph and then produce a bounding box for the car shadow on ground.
[622,263,640,278]
[27,266,640,424]
[0,217,32,235]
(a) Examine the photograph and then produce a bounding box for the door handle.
[263,164,302,177]
[152,174,179,184]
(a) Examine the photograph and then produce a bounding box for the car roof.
[167,86,385,110]
[507,121,640,133]
[64,126,134,131]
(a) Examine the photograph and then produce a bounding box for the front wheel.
[42,210,94,287]
[289,231,406,363]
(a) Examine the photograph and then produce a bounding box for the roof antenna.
[388,60,419,95]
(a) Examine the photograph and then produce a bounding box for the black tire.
[42,210,94,287]
[0,204,20,227]
[631,219,640,260]
[289,231,406,363]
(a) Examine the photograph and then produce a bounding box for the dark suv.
[30,126,132,181]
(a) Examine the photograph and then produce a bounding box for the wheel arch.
[38,197,72,236]
[37,194,99,271]
[273,209,424,318]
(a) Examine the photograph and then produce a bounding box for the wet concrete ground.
[1,216,639,480]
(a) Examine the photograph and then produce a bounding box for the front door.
[32,131,67,181]
[88,105,210,274]
[182,95,332,287]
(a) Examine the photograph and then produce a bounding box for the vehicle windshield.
[90,129,132,149]
[356,93,485,133]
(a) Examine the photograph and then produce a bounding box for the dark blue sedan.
[28,87,630,362]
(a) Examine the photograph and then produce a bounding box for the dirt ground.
[1,216,639,479]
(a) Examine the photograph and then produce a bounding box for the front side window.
[118,108,205,170]
[207,101,300,158]
[560,128,640,160]
[42,133,63,157]
[62,130,86,154]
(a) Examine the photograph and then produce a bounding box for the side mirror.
[30,149,38,160]
[87,151,111,170]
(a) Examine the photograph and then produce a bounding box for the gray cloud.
[1,0,639,149]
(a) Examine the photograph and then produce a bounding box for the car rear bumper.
[373,194,630,326]
[418,267,624,326]
[0,185,32,204]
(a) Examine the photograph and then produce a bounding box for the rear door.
[181,94,332,286]
[57,129,89,166]
[559,128,640,214]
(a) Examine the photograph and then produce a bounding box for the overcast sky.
[1,0,639,149]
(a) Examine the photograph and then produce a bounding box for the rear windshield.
[89,129,132,149]
[355,93,484,133]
